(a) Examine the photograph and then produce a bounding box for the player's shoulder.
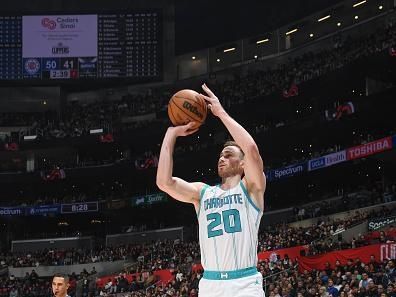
[191,182,211,199]
[242,172,266,191]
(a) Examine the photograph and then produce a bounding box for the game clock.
[60,202,99,214]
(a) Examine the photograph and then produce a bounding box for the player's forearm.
[217,110,259,153]
[156,129,177,189]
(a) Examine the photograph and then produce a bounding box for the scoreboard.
[0,12,162,81]
[0,16,22,80]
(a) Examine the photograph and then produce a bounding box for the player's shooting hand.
[168,121,198,137]
[197,83,226,117]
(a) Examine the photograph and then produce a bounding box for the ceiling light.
[223,47,235,53]
[256,38,269,44]
[353,0,366,7]
[318,15,331,22]
[286,28,298,36]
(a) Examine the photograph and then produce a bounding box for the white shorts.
[198,271,264,297]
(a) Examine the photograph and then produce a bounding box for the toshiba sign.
[347,137,392,160]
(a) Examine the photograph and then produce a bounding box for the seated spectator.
[327,278,339,297]
[359,273,373,289]
[144,271,158,288]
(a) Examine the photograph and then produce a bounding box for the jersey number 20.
[207,209,242,238]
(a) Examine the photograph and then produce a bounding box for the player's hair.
[53,273,70,283]
[223,140,244,158]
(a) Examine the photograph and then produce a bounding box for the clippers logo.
[41,18,57,30]
[24,59,40,74]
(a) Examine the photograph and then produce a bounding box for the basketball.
[167,89,208,130]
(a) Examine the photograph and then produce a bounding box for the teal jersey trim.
[197,184,210,217]
[243,192,255,267]
[203,266,258,280]
[239,181,261,213]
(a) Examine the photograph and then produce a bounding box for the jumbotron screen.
[0,12,162,81]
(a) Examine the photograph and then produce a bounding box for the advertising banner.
[23,15,97,57]
[26,204,60,216]
[308,157,326,171]
[0,207,24,216]
[258,245,310,262]
[368,216,396,231]
[131,193,167,207]
[269,162,307,181]
[298,244,395,272]
[347,137,392,160]
[324,150,347,166]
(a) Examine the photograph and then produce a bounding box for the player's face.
[218,146,244,178]
[52,277,69,297]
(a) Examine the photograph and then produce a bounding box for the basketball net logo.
[41,18,57,30]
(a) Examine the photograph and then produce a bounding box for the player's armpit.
[157,177,204,205]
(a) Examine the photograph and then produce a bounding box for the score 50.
[45,59,76,69]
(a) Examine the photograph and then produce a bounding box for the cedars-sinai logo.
[41,17,57,30]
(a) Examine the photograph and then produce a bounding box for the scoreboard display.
[0,12,162,81]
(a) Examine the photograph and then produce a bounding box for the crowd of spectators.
[258,256,396,297]
[93,228,396,297]
[0,270,51,297]
[1,201,395,270]
[0,21,394,144]
[0,202,395,297]
[260,204,396,255]
[1,245,129,268]
[2,248,396,297]
[293,182,396,222]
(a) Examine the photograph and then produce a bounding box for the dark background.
[0,0,345,54]
[174,0,345,54]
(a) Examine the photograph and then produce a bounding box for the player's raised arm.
[198,83,266,211]
[156,122,204,209]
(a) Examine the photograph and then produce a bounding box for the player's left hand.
[197,83,226,117]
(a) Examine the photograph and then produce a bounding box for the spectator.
[359,272,374,289]
[327,278,339,297]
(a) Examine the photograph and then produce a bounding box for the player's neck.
[220,175,241,190]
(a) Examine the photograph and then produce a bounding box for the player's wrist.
[216,109,228,119]
[166,127,179,138]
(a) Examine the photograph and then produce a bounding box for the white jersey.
[197,181,263,272]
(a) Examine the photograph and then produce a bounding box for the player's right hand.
[168,121,198,137]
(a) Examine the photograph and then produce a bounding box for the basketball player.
[52,273,70,297]
[157,83,265,297]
